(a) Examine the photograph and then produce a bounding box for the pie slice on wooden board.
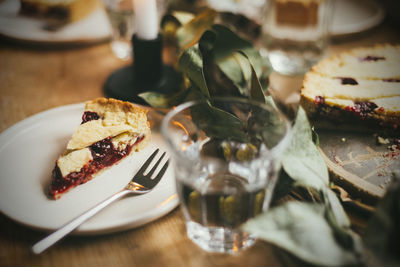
[301,44,400,207]
[49,97,151,199]
[300,44,400,135]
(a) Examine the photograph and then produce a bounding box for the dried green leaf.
[244,201,362,267]
[176,9,217,50]
[190,101,248,142]
[237,51,265,102]
[198,29,242,98]
[324,189,351,228]
[208,25,267,96]
[178,46,210,98]
[138,88,189,109]
[281,107,329,190]
[177,24,270,101]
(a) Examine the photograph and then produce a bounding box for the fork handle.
[32,189,130,254]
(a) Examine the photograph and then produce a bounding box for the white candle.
[133,0,159,40]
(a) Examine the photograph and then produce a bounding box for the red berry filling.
[345,101,378,119]
[383,79,400,83]
[81,111,101,124]
[314,96,325,105]
[49,135,145,198]
[360,55,385,62]
[336,77,358,85]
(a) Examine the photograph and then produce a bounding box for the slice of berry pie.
[49,98,151,199]
[300,44,400,134]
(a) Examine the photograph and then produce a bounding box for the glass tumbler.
[161,98,291,253]
[103,0,168,60]
[103,0,135,60]
[261,0,333,75]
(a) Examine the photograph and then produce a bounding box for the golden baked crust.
[86,97,147,115]
[134,127,151,151]
[67,98,150,150]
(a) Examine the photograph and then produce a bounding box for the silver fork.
[32,149,169,254]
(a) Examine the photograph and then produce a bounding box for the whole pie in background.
[300,43,400,135]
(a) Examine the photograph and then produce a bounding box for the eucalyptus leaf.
[243,202,362,267]
[217,52,251,96]
[324,189,350,228]
[208,24,260,70]
[199,29,242,98]
[191,101,248,142]
[322,190,364,258]
[237,51,265,102]
[282,106,352,237]
[178,46,210,98]
[281,107,329,191]
[324,204,356,252]
[177,24,270,101]
[176,9,217,50]
[138,88,189,108]
[207,25,266,95]
[249,62,265,102]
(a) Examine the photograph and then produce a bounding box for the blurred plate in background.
[331,0,385,37]
[0,0,111,45]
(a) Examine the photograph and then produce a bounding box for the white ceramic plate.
[0,103,178,234]
[331,0,385,36]
[0,0,111,45]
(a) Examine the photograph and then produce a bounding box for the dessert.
[49,98,151,199]
[275,0,321,26]
[19,0,101,23]
[300,44,400,134]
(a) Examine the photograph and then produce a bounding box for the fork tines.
[133,149,169,189]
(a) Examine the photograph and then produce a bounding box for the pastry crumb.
[377,136,390,145]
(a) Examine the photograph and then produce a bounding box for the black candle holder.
[103,34,182,105]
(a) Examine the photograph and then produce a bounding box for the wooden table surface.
[0,18,399,267]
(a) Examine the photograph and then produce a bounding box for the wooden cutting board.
[268,72,399,206]
[318,130,399,205]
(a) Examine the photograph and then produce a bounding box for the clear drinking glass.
[103,0,168,60]
[261,0,333,75]
[161,98,291,253]
[103,0,135,60]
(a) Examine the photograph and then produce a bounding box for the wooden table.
[1,19,399,267]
